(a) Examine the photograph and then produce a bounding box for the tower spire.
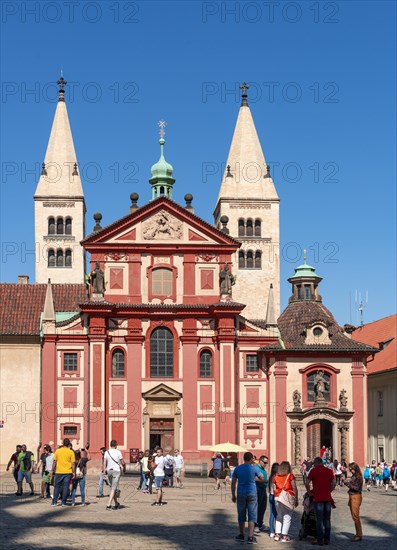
[149,120,175,200]
[240,81,249,106]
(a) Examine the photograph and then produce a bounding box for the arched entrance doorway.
[307,419,333,459]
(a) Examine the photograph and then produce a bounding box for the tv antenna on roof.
[355,290,368,326]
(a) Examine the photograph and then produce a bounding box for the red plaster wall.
[111,385,124,409]
[200,385,213,409]
[246,387,260,408]
[63,386,78,408]
[182,343,198,451]
[92,344,102,408]
[112,421,124,446]
[200,421,212,446]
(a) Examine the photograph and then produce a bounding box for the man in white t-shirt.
[152,448,165,506]
[174,449,184,488]
[103,440,125,511]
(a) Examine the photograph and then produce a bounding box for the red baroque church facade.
[0,80,378,468]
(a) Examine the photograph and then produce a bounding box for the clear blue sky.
[1,0,396,325]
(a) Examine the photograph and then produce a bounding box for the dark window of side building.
[150,327,173,377]
[64,426,77,436]
[246,354,259,373]
[112,349,125,378]
[377,391,384,416]
[199,350,212,378]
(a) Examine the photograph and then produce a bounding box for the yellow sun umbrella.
[209,442,247,453]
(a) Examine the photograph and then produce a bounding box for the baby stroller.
[298,493,317,540]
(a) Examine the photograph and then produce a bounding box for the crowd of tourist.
[5,441,397,544]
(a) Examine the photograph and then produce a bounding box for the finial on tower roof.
[41,162,47,176]
[240,82,249,106]
[72,162,78,176]
[57,75,67,102]
[158,119,167,139]
[303,249,307,263]
[226,165,233,178]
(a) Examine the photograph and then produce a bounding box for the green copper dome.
[149,137,175,199]
[290,261,322,280]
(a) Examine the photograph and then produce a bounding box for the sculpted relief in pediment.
[142,210,183,240]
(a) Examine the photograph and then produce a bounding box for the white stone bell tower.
[34,76,86,284]
[214,82,280,320]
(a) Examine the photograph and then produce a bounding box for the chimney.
[18,275,29,285]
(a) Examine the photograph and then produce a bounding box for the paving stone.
[0,474,396,549]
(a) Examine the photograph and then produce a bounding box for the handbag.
[75,466,84,479]
[275,474,296,510]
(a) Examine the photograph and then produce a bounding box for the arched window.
[239,251,245,269]
[152,268,172,296]
[246,219,253,237]
[112,349,125,378]
[159,186,165,195]
[57,217,64,235]
[48,217,55,235]
[307,371,331,402]
[246,250,254,269]
[65,249,72,267]
[255,251,261,268]
[238,219,245,237]
[150,327,173,377]
[199,350,212,378]
[56,249,64,267]
[65,217,72,235]
[254,219,261,236]
[48,249,55,267]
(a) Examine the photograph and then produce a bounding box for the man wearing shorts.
[6,444,22,489]
[231,451,264,544]
[16,444,35,496]
[152,447,165,506]
[103,440,125,511]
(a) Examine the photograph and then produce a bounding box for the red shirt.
[308,465,334,502]
[274,473,296,497]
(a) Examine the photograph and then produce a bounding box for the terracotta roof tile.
[0,284,86,335]
[352,315,396,374]
[260,300,377,353]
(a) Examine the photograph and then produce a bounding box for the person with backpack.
[382,464,391,492]
[363,465,372,491]
[103,440,126,511]
[164,449,175,488]
[15,444,35,496]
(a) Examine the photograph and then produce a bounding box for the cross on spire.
[57,76,67,102]
[240,81,249,106]
[158,119,167,139]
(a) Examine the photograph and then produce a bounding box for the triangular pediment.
[142,383,182,401]
[83,197,239,248]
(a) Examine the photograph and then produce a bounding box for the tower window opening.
[65,249,72,267]
[246,250,254,269]
[255,251,262,269]
[57,217,64,235]
[246,219,253,237]
[48,249,55,267]
[56,249,64,267]
[238,219,245,237]
[48,217,55,235]
[239,251,245,269]
[65,217,72,235]
[254,219,261,236]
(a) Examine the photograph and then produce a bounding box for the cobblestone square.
[1,474,396,549]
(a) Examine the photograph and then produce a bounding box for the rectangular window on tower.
[246,354,259,373]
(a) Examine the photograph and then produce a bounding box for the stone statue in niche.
[142,210,182,240]
[91,261,105,294]
[293,389,302,410]
[339,388,348,410]
[219,263,236,297]
[314,370,328,401]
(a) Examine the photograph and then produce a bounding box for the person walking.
[137,451,145,491]
[268,463,279,538]
[164,449,175,488]
[6,445,22,491]
[306,456,336,546]
[71,447,90,506]
[97,447,107,498]
[343,462,364,542]
[231,451,264,544]
[16,444,35,496]
[152,447,165,506]
[141,450,151,493]
[50,438,76,506]
[174,449,184,488]
[382,463,391,492]
[254,456,269,534]
[211,452,224,490]
[273,461,298,543]
[103,440,125,511]
[363,465,372,491]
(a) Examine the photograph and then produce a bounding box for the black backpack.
[23,451,33,470]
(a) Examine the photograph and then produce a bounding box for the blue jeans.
[71,476,86,505]
[138,470,146,490]
[314,501,332,543]
[269,494,277,534]
[52,473,72,505]
[98,472,104,496]
[256,486,267,527]
[237,493,258,524]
